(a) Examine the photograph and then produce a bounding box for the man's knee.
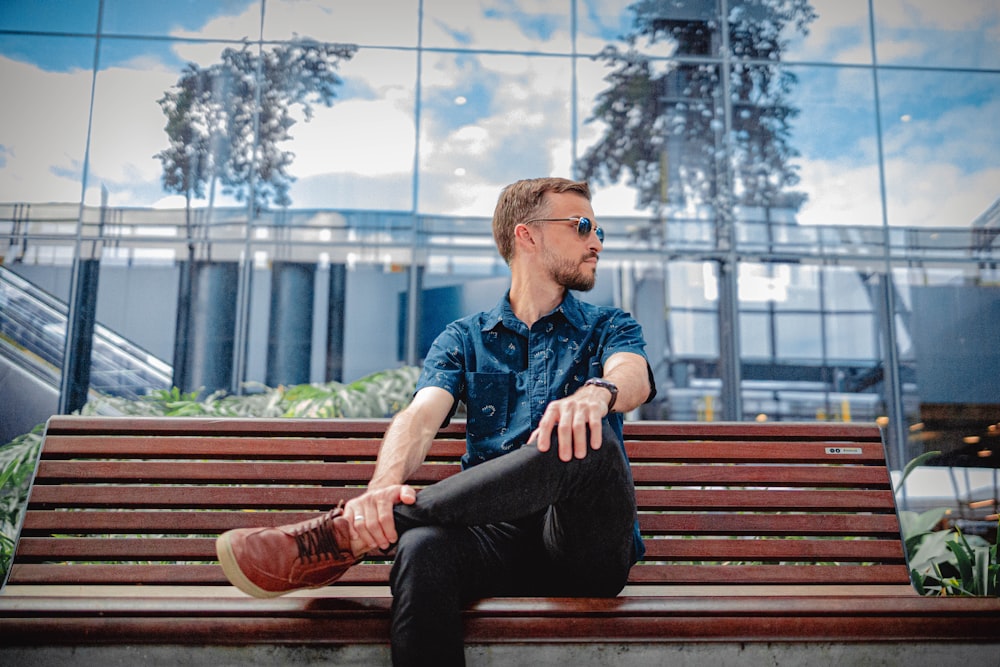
[392,526,447,574]
[390,525,466,598]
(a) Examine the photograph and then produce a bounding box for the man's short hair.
[492,177,591,265]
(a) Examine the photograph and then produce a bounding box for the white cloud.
[87,66,179,204]
[884,160,1000,228]
[261,0,420,46]
[872,0,1000,66]
[0,57,92,202]
[875,0,999,31]
[288,99,416,178]
[796,159,883,227]
[423,0,574,52]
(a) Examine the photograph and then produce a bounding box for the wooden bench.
[2,416,999,665]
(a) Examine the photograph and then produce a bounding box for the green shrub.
[898,450,1000,596]
[0,427,43,582]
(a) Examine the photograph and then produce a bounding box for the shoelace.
[293,505,347,562]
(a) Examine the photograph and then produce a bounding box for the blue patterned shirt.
[416,290,655,560]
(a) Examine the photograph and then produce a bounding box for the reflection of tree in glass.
[579,0,815,222]
[155,40,357,219]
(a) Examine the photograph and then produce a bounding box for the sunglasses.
[523,216,604,243]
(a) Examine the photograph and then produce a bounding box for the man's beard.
[543,247,597,292]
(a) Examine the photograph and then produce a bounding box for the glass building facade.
[1,0,998,475]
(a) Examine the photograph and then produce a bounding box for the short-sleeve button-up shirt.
[416,291,654,467]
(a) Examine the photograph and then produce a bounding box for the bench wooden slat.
[630,463,891,487]
[629,564,914,585]
[8,562,914,587]
[39,416,467,438]
[626,440,886,464]
[14,534,906,564]
[18,509,904,537]
[25,485,897,513]
[26,485,370,509]
[36,460,892,489]
[34,460,455,485]
[635,488,896,511]
[639,512,903,536]
[38,434,466,461]
[622,421,884,441]
[641,537,906,562]
[2,595,998,646]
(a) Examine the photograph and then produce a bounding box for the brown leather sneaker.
[216,504,361,598]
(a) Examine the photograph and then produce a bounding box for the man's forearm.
[601,352,652,414]
[368,404,441,490]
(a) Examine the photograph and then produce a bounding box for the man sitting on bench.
[216,177,656,667]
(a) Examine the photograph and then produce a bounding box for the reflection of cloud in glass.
[873,0,1000,68]
[423,0,571,51]
[779,0,872,64]
[0,56,91,202]
[260,0,419,46]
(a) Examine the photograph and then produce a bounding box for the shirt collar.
[482,290,587,333]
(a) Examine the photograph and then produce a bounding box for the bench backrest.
[7,416,913,594]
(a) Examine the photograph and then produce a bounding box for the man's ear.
[513,223,537,254]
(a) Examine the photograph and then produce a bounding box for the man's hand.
[528,383,611,461]
[527,352,651,462]
[344,484,417,552]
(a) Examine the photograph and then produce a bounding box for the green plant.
[909,523,999,596]
[898,450,1000,596]
[0,426,44,581]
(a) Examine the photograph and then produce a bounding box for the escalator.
[0,265,171,440]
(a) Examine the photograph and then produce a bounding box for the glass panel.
[894,264,1000,468]
[823,265,873,311]
[740,311,770,358]
[613,0,723,59]
[671,309,718,357]
[282,47,417,211]
[740,262,819,311]
[774,312,822,360]
[753,0,873,65]
[577,51,725,224]
[758,64,882,234]
[89,39,247,210]
[0,0,99,33]
[825,312,875,360]
[667,261,717,309]
[262,0,418,46]
[0,36,95,205]
[577,0,634,54]
[873,0,1000,70]
[574,55,647,218]
[422,0,573,52]
[101,0,260,40]
[417,52,572,215]
[879,69,1000,231]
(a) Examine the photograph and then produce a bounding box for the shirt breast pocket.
[466,372,513,439]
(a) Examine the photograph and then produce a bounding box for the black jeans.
[388,421,638,667]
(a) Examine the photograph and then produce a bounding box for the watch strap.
[584,378,618,413]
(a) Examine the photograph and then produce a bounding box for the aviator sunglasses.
[523,216,604,243]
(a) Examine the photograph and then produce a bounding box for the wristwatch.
[583,378,618,413]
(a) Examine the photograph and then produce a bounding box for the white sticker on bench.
[825,447,863,455]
